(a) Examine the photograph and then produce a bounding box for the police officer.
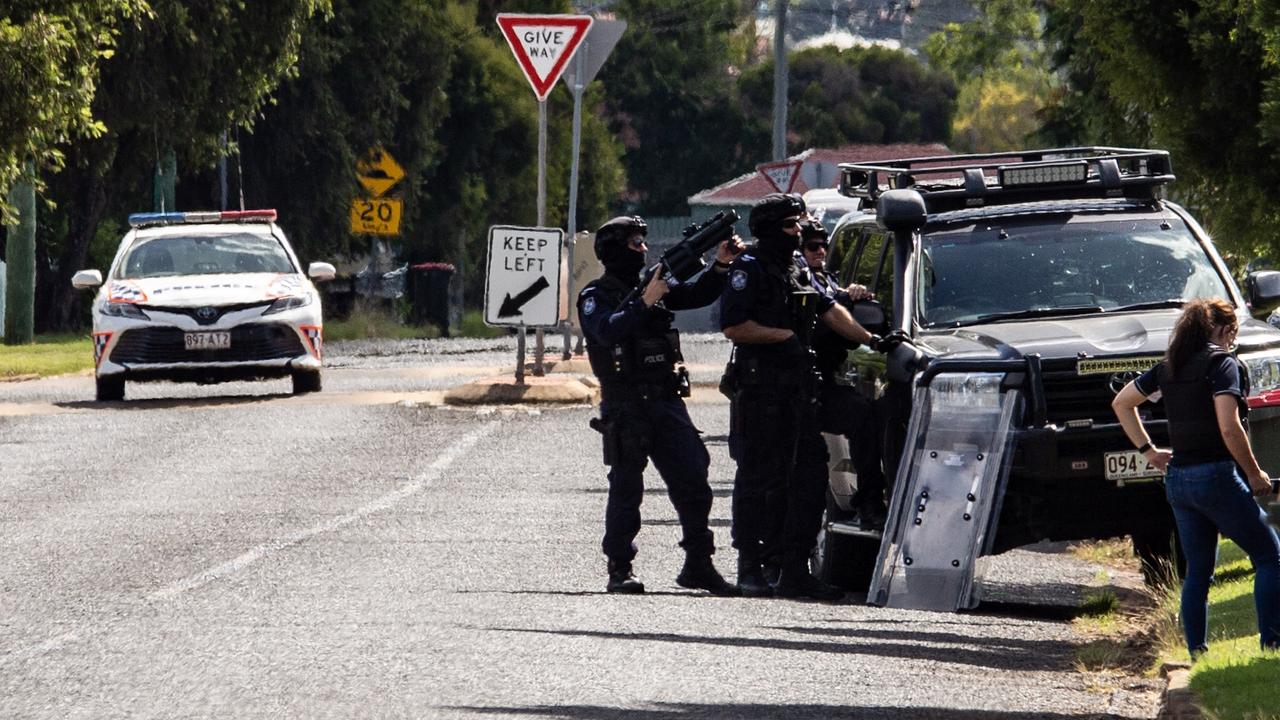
[800,219,888,529]
[720,193,882,600]
[579,215,745,595]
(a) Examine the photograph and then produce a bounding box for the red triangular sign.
[757,159,804,193]
[496,14,594,101]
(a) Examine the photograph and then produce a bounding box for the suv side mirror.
[71,269,103,289]
[1246,270,1280,316]
[848,298,890,336]
[308,262,336,282]
[877,189,927,233]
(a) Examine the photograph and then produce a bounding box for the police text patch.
[730,270,748,291]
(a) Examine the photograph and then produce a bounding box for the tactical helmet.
[748,193,806,237]
[800,218,828,243]
[594,215,648,262]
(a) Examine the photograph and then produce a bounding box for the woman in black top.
[1112,298,1280,656]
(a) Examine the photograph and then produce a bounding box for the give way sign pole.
[496,13,592,380]
[560,19,626,359]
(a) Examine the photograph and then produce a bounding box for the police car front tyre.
[291,370,322,395]
[95,375,125,402]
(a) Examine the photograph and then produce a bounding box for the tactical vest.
[582,275,683,387]
[731,259,821,388]
[1160,349,1248,463]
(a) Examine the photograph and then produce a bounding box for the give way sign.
[757,159,804,194]
[496,14,593,101]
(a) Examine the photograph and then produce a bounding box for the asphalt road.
[0,337,1162,718]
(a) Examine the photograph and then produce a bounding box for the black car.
[813,147,1280,601]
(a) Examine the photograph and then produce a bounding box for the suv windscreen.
[116,232,295,279]
[917,216,1232,327]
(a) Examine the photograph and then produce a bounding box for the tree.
[0,1,147,224]
[737,44,955,150]
[598,0,756,215]
[1038,0,1280,263]
[922,0,1053,153]
[36,0,330,331]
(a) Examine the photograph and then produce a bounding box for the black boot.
[736,555,774,598]
[606,560,645,594]
[856,492,888,531]
[676,554,741,597]
[775,560,845,602]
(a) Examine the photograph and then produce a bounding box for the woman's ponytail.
[1167,298,1236,374]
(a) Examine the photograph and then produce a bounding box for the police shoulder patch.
[582,296,597,315]
[730,269,749,291]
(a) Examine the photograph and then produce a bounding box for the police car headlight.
[1240,349,1280,401]
[930,372,1004,410]
[100,302,149,320]
[263,294,313,315]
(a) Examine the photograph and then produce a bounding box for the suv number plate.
[1103,450,1162,483]
[184,331,231,351]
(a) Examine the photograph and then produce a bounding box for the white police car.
[71,210,335,401]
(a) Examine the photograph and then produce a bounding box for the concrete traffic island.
[443,371,595,405]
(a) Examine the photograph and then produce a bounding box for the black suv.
[814,147,1280,591]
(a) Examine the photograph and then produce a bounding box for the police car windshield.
[917,216,1231,328]
[116,232,295,279]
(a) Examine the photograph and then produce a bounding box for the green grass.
[325,305,506,341]
[1154,540,1280,719]
[0,334,93,378]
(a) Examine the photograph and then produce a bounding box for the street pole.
[533,98,548,378]
[4,164,36,345]
[564,47,586,360]
[772,0,789,161]
[154,148,176,213]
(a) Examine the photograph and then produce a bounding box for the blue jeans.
[1164,459,1280,651]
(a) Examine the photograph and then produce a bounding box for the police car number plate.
[1103,449,1162,482]
[184,331,231,350]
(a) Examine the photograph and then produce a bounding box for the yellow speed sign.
[349,197,403,236]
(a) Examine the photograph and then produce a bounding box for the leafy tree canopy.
[598,0,755,215]
[0,0,147,222]
[1042,0,1280,262]
[923,0,1052,152]
[738,44,956,150]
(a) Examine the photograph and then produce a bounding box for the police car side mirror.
[308,262,337,282]
[1247,270,1280,317]
[876,189,927,233]
[71,269,102,289]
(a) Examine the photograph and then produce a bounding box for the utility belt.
[600,366,691,400]
[720,354,818,397]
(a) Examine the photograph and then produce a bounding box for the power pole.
[4,164,36,344]
[772,0,790,161]
[154,148,176,212]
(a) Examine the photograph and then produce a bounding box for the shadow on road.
[450,702,1144,719]
[483,626,1075,672]
[58,393,290,411]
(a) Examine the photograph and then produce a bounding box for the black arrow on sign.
[498,275,551,318]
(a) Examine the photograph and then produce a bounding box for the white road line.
[1,419,500,666]
[148,419,499,601]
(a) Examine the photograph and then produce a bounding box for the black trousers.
[728,386,828,565]
[599,394,714,564]
[818,382,886,501]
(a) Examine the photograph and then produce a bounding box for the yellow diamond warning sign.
[356,147,405,198]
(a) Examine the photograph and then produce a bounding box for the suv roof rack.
[838,147,1174,214]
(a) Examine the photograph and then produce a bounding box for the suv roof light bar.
[838,147,1174,214]
[127,209,278,228]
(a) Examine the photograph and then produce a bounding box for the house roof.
[688,142,952,206]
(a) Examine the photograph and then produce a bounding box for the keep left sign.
[484,225,566,327]
[496,14,593,100]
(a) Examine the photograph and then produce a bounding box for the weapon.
[654,209,741,285]
[620,210,741,305]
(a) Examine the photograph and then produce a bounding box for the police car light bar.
[128,209,278,227]
[837,147,1175,214]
